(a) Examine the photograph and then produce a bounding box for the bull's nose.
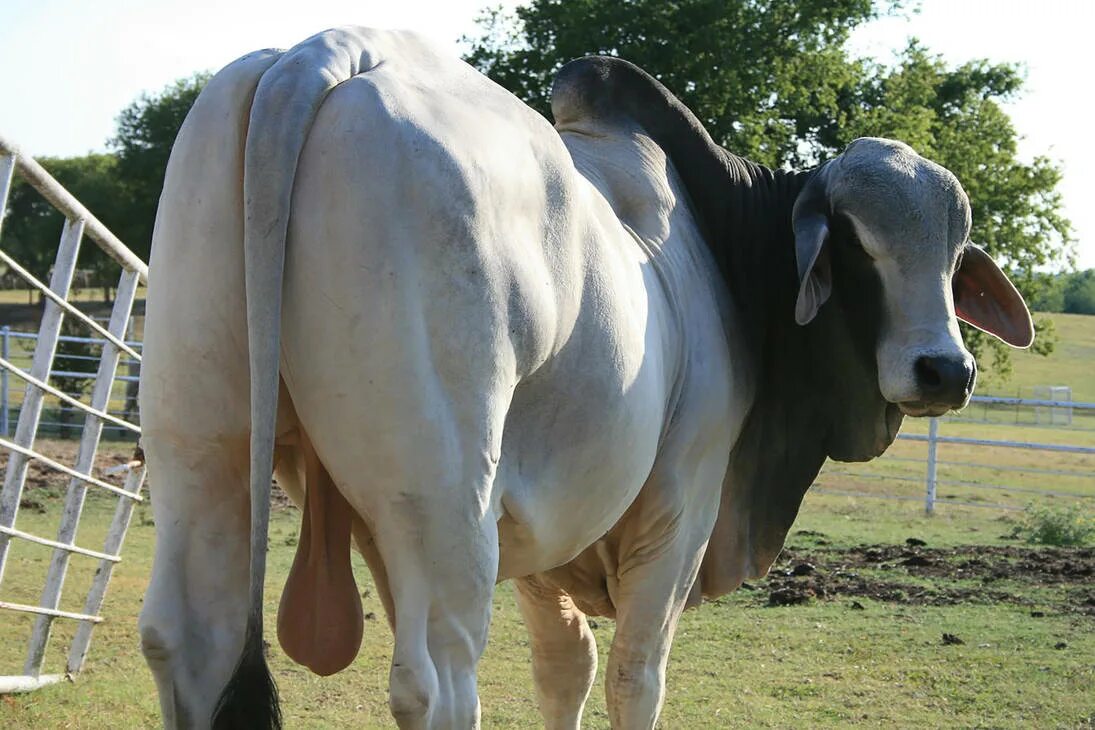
[914,354,975,406]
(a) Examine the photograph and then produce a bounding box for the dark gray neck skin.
[552,57,900,590]
[706,160,814,334]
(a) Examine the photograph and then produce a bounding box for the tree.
[1063,270,1095,315]
[109,73,210,264]
[466,0,884,166]
[2,75,207,304]
[1029,272,1066,313]
[1014,269,1095,315]
[2,154,129,301]
[464,0,1072,378]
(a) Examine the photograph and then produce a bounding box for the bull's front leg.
[604,546,703,727]
[603,459,722,729]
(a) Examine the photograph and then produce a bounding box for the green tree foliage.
[110,73,211,263]
[829,45,1070,273]
[1028,269,1095,315]
[466,0,884,166]
[2,75,208,302]
[464,0,1073,376]
[1062,270,1095,315]
[1029,272,1066,312]
[2,154,129,298]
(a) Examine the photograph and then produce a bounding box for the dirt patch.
[757,538,1095,616]
[0,439,135,499]
[2,439,301,510]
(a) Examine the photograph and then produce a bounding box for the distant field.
[1005,312,1095,401]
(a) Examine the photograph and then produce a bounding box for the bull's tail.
[211,28,382,729]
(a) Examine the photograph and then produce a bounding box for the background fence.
[0,327,141,441]
[817,394,1095,513]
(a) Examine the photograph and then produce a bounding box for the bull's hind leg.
[138,437,251,728]
[138,48,282,728]
[364,473,499,730]
[514,576,598,730]
[289,365,506,729]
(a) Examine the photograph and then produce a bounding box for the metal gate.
[0,135,148,693]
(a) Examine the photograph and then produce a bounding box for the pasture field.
[1009,313,1095,402]
[0,313,1092,727]
[0,436,1092,729]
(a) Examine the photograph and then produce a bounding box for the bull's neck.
[698,155,814,342]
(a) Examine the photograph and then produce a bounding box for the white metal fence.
[0,327,142,440]
[0,134,148,694]
[817,395,1095,513]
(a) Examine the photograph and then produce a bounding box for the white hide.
[140,27,746,730]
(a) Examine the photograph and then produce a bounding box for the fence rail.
[0,327,141,439]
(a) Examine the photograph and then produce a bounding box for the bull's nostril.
[913,354,975,405]
[915,357,942,389]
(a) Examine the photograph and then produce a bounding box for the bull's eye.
[833,216,872,259]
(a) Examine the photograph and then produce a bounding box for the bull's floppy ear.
[792,171,832,325]
[953,245,1034,348]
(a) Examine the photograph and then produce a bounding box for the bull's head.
[792,137,1033,418]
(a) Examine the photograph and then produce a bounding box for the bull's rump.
[148,29,675,578]
[283,36,676,576]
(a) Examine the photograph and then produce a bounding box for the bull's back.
[279,35,676,573]
[146,27,676,576]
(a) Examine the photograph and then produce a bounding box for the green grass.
[0,492,1091,729]
[0,314,1092,727]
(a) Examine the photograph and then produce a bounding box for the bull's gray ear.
[792,171,832,325]
[953,245,1034,348]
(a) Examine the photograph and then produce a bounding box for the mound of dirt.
[760,541,1095,616]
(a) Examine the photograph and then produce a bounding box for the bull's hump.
[551,56,663,134]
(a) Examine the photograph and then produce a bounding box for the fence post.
[1,326,8,437]
[925,417,939,514]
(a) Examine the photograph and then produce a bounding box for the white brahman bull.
[138,26,1033,729]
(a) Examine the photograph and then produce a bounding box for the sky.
[1,0,1092,267]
